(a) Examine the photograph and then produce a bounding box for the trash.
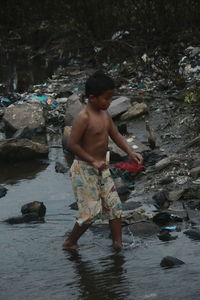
[161,226,177,231]
[114,160,144,172]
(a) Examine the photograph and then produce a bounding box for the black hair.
[85,70,115,98]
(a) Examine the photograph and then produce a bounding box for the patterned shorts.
[70,160,122,226]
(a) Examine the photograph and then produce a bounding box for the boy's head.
[85,70,115,98]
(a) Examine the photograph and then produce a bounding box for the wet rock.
[120,102,148,121]
[190,166,200,179]
[4,213,44,224]
[55,161,69,173]
[69,202,78,210]
[108,96,131,118]
[0,138,49,161]
[128,221,160,237]
[184,230,200,240]
[0,185,7,198]
[122,201,142,211]
[153,212,182,226]
[152,190,171,209]
[62,126,71,151]
[3,103,45,133]
[160,256,185,268]
[159,176,174,185]
[182,185,200,200]
[158,230,177,241]
[64,93,85,126]
[21,201,46,217]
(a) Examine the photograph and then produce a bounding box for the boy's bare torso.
[78,107,110,161]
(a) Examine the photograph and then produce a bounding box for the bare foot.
[62,240,80,250]
[113,241,122,251]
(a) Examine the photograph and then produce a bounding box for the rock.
[108,96,131,118]
[122,211,149,225]
[3,103,45,133]
[12,126,35,139]
[159,176,174,185]
[128,221,160,237]
[184,229,200,240]
[120,103,148,120]
[122,201,142,211]
[186,200,200,210]
[160,256,185,267]
[4,213,44,224]
[0,185,7,198]
[55,161,69,173]
[64,93,85,126]
[154,157,171,171]
[190,166,200,179]
[69,202,78,210]
[153,212,183,225]
[62,126,72,151]
[21,201,46,217]
[117,123,128,135]
[158,230,177,241]
[0,138,49,161]
[168,189,186,202]
[152,190,171,209]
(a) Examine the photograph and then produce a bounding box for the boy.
[62,71,143,250]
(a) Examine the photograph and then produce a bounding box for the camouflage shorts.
[70,160,122,226]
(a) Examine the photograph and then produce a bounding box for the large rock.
[3,103,45,133]
[0,138,49,161]
[65,94,85,126]
[120,103,148,120]
[108,96,131,118]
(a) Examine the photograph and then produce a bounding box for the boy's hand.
[129,152,143,164]
[92,160,108,170]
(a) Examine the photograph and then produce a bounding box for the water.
[0,136,200,300]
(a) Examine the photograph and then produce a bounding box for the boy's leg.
[109,217,122,249]
[62,222,91,250]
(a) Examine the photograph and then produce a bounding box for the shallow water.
[0,136,200,300]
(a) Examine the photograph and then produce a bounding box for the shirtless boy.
[62,70,143,250]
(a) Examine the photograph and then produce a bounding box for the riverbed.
[0,133,200,300]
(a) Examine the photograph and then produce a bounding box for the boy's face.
[90,89,114,110]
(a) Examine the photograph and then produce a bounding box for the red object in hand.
[114,160,144,172]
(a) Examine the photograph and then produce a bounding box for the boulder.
[108,96,131,118]
[160,256,185,268]
[55,161,69,173]
[3,103,45,133]
[0,138,49,161]
[64,93,85,126]
[120,103,148,121]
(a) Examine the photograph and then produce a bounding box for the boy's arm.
[68,111,95,164]
[108,116,143,163]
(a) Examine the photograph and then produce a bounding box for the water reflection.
[65,251,129,299]
[0,159,48,184]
